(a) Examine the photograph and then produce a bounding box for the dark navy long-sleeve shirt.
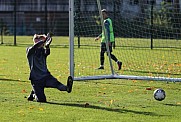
[26,41,50,81]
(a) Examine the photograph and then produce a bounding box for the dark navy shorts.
[31,74,64,102]
[101,42,113,53]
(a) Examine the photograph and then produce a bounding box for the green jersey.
[101,18,114,43]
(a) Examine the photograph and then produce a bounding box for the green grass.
[72,37,181,78]
[0,36,181,122]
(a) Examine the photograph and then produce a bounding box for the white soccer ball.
[153,88,166,101]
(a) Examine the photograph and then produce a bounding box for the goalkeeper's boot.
[97,66,104,70]
[27,94,35,101]
[67,76,73,93]
[117,61,122,70]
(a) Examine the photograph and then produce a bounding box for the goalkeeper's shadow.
[45,101,161,116]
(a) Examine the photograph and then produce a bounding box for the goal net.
[69,0,181,82]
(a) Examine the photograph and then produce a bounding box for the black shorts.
[31,75,64,102]
[101,42,113,53]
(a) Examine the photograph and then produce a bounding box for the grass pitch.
[0,36,181,122]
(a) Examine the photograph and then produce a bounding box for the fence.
[1,0,181,47]
[0,0,69,45]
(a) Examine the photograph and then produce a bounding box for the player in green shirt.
[95,9,122,70]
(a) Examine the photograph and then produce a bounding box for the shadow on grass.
[0,78,28,82]
[46,101,161,116]
[164,103,181,107]
[122,69,181,76]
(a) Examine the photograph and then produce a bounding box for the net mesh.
[73,0,181,81]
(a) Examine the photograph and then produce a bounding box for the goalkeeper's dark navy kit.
[27,41,50,81]
[26,39,69,102]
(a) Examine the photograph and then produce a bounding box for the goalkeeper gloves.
[45,33,52,48]
[45,32,53,48]
[45,37,52,48]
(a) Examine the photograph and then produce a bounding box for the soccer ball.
[153,88,166,101]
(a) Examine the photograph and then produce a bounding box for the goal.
[69,0,181,82]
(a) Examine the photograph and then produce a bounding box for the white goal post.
[69,0,181,82]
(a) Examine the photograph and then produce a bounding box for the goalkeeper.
[95,9,122,70]
[26,33,73,102]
